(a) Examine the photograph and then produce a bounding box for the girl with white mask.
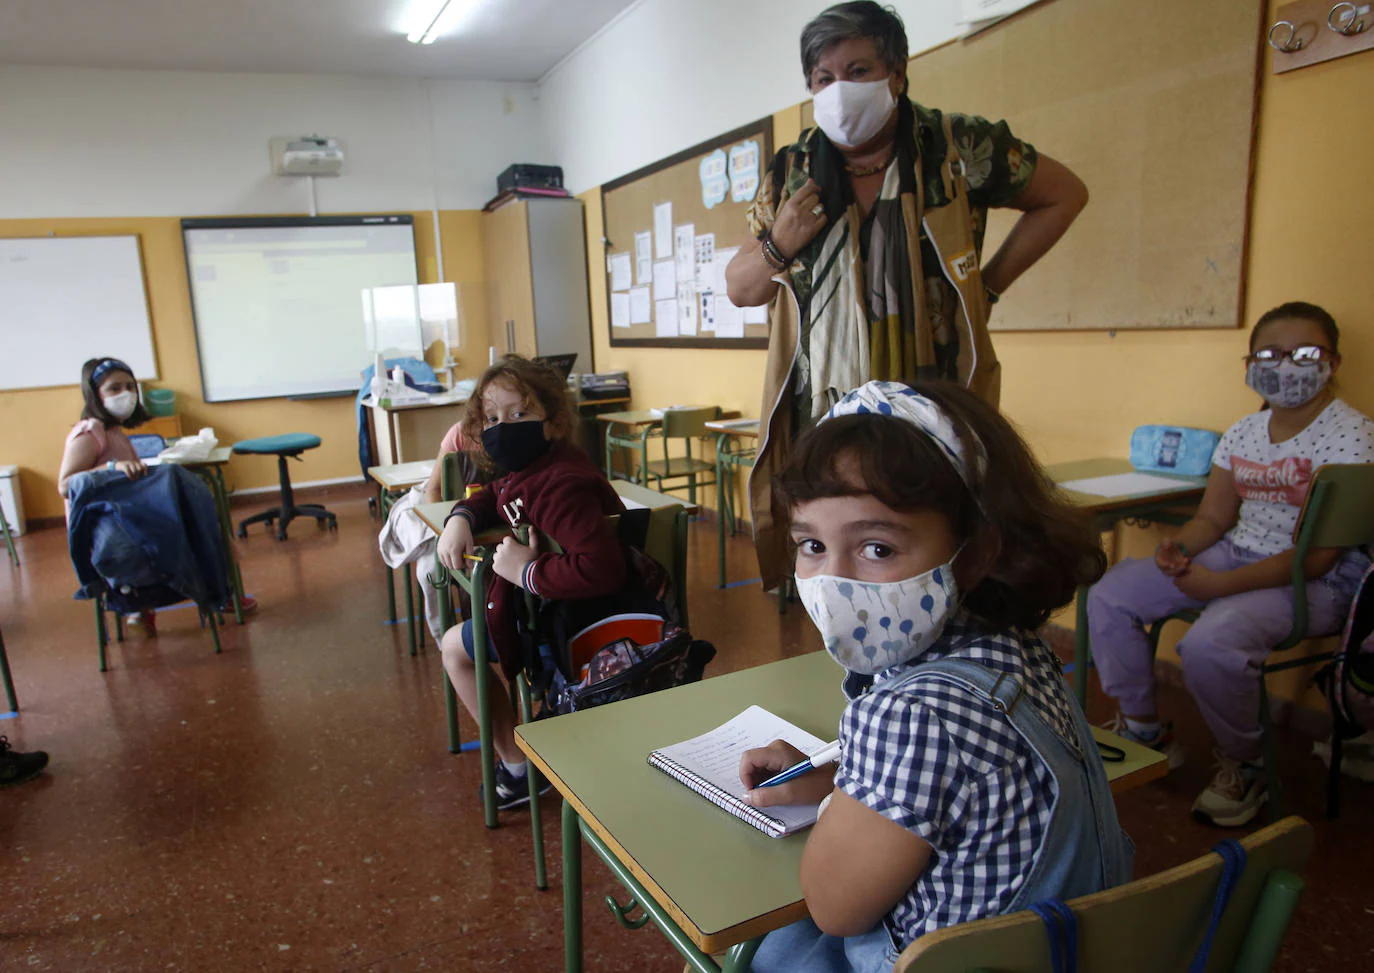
[742,380,1131,973]
[1090,301,1373,829]
[723,1,1091,597]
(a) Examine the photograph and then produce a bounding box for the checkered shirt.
[834,610,1081,949]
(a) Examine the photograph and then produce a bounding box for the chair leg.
[0,624,18,712]
[0,509,17,567]
[96,599,109,672]
[1327,733,1344,819]
[412,567,424,655]
[386,564,397,623]
[207,608,222,654]
[1230,870,1305,973]
[518,673,549,890]
[1259,676,1285,819]
[1074,583,1092,705]
[404,565,418,657]
[472,563,499,830]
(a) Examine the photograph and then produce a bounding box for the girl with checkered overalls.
[742,381,1133,973]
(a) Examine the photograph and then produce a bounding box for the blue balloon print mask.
[795,548,964,676]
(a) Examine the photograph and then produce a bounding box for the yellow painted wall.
[0,210,488,522]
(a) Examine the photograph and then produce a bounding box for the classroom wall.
[538,0,964,194]
[0,64,543,521]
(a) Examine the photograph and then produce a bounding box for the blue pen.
[755,740,842,789]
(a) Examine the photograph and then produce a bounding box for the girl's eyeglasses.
[1245,344,1333,368]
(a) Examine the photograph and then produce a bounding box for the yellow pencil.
[463,554,484,562]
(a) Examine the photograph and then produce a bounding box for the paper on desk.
[1058,472,1200,498]
[608,252,632,291]
[619,498,648,511]
[629,286,652,324]
[611,292,631,330]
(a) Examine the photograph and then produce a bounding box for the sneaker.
[1313,731,1374,784]
[221,595,258,616]
[0,736,50,787]
[1192,751,1268,828]
[124,610,157,638]
[480,762,553,812]
[1102,712,1186,770]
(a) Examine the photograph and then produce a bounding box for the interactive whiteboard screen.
[182,216,418,402]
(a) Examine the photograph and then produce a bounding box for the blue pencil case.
[1129,425,1220,477]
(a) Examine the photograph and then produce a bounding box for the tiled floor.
[1,485,1370,971]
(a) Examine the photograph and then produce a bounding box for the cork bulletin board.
[601,117,773,349]
[800,0,1264,332]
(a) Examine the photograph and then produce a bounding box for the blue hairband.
[91,359,133,386]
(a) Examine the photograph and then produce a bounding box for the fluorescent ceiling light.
[405,0,483,45]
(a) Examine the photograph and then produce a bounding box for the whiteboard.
[182,217,418,402]
[0,235,157,391]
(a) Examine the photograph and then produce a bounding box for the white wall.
[0,65,550,218]
[537,0,965,194]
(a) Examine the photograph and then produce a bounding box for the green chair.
[0,620,17,712]
[1089,463,1374,819]
[0,502,17,568]
[94,593,222,672]
[712,431,757,588]
[891,815,1313,973]
[642,407,721,506]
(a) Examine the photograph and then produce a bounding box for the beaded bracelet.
[760,231,794,271]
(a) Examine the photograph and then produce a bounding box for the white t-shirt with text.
[1213,398,1374,557]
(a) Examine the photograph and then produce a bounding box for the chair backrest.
[660,406,720,440]
[440,451,463,502]
[641,504,691,630]
[1295,464,1374,552]
[891,816,1313,973]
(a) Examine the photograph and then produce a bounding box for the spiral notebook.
[647,705,828,839]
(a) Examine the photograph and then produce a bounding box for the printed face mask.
[812,79,897,149]
[481,419,550,473]
[102,391,138,421]
[1245,360,1331,409]
[795,549,963,676]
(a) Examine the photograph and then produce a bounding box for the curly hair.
[79,357,151,429]
[460,355,575,469]
[774,381,1106,631]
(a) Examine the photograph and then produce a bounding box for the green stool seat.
[232,434,335,541]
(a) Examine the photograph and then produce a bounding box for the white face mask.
[102,390,138,421]
[812,79,897,149]
[1245,360,1331,409]
[796,547,963,676]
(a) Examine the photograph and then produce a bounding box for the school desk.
[413,479,695,538]
[154,447,247,625]
[515,649,1168,973]
[368,462,436,654]
[597,407,728,486]
[364,390,467,466]
[1048,458,1209,704]
[704,419,759,588]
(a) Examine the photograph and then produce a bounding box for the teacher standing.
[729,1,1089,588]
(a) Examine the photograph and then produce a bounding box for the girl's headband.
[91,358,134,387]
[819,381,983,486]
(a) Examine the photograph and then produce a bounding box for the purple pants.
[1088,538,1364,761]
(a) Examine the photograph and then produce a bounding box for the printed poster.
[728,140,760,204]
[699,148,728,210]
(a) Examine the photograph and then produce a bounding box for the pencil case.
[1129,425,1220,477]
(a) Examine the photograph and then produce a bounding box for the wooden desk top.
[596,406,728,428]
[367,461,433,490]
[705,418,759,438]
[414,500,456,536]
[361,390,468,413]
[1048,458,1207,516]
[517,651,1166,954]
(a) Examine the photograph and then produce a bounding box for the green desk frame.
[710,428,757,589]
[600,411,663,485]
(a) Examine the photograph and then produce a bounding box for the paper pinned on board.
[629,286,652,324]
[694,233,716,291]
[653,260,676,302]
[699,289,716,333]
[713,247,739,294]
[714,294,744,338]
[611,292,631,330]
[743,303,769,325]
[634,231,653,286]
[608,252,632,292]
[677,288,698,336]
[674,224,696,282]
[653,201,674,259]
[655,298,678,338]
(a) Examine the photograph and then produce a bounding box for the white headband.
[820,381,982,486]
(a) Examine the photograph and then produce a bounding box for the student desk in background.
[368,461,435,653]
[412,480,697,539]
[597,407,732,485]
[364,391,467,466]
[704,419,759,588]
[1048,458,1209,704]
[516,650,1169,973]
[152,447,247,624]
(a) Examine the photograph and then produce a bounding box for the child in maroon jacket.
[436,356,628,810]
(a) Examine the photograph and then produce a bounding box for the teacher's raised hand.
[769,179,829,259]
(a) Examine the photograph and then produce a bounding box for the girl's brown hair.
[460,355,575,466]
[774,381,1106,631]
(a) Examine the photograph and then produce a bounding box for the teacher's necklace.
[845,150,893,178]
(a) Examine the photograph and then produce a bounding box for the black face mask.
[481,419,551,473]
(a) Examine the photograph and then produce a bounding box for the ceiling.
[0,0,638,82]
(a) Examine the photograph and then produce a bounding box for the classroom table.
[413,479,696,538]
[154,446,247,625]
[515,649,1170,973]
[368,461,435,654]
[1048,458,1209,703]
[597,407,724,486]
[364,390,467,466]
[704,419,759,588]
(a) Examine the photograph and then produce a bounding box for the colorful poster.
[728,140,760,204]
[699,148,728,209]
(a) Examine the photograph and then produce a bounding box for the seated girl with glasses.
[1089,301,1373,827]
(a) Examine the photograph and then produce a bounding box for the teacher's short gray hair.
[800,2,909,84]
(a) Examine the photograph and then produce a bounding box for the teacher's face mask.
[812,79,897,149]
[796,546,964,676]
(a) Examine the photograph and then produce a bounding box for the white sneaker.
[1102,712,1186,770]
[1313,731,1374,783]
[1192,751,1268,828]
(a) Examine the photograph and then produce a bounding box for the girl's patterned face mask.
[796,547,963,676]
[1245,359,1331,409]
